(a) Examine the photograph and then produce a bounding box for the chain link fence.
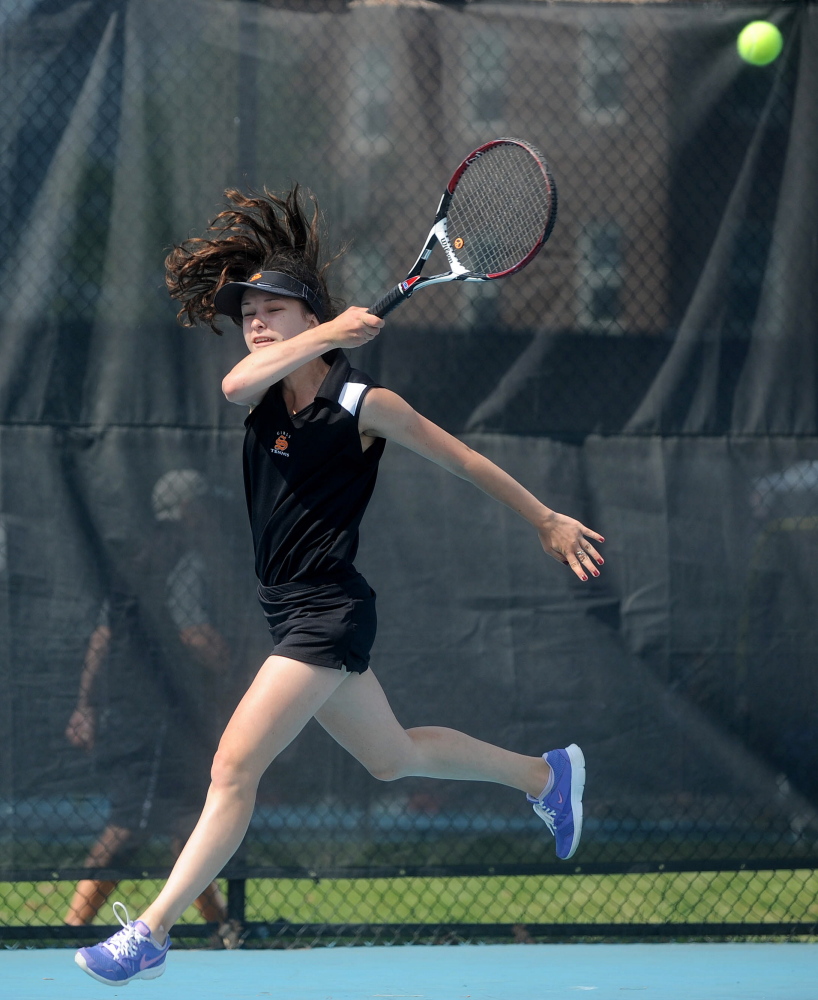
[1,0,817,947]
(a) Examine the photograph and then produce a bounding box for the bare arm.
[222,307,383,406]
[179,623,231,675]
[65,623,112,750]
[360,389,604,580]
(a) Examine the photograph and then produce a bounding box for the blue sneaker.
[527,744,585,860]
[75,902,170,986]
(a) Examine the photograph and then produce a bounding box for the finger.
[577,526,604,563]
[573,542,601,577]
[570,542,602,579]
[579,539,604,567]
[579,526,605,544]
[567,551,589,582]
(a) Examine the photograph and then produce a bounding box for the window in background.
[461,279,501,332]
[463,27,507,133]
[348,44,393,157]
[577,220,625,333]
[579,25,627,125]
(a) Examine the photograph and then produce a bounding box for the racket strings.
[447,143,554,276]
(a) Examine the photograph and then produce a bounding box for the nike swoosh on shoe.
[139,951,166,970]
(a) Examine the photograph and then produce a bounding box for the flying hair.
[164,186,343,334]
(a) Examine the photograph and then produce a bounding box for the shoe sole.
[562,743,586,860]
[75,950,167,986]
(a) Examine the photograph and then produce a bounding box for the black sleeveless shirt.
[242,350,385,587]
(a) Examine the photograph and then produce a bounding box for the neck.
[281,356,330,411]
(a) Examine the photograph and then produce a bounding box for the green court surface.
[3,943,816,1000]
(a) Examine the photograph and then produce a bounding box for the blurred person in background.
[65,470,242,949]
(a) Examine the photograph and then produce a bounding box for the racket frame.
[370,138,556,318]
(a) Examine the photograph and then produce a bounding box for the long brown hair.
[165,186,341,334]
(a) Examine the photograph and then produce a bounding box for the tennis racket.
[369,137,557,318]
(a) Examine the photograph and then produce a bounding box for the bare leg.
[66,880,121,926]
[138,656,346,942]
[65,824,131,926]
[66,827,230,927]
[69,879,226,928]
[169,837,227,925]
[315,669,551,796]
[193,882,227,924]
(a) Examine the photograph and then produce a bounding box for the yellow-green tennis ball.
[737,21,783,66]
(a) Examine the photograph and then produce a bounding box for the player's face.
[240,289,317,351]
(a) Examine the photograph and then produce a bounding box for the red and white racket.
[369,137,557,318]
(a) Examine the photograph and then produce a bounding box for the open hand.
[538,512,604,581]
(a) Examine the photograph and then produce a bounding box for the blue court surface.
[2,944,816,1000]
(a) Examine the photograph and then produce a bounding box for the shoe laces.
[534,803,557,836]
[104,902,148,961]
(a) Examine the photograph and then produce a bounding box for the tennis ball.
[737,21,783,66]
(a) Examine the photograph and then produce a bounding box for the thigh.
[217,654,348,782]
[314,668,412,771]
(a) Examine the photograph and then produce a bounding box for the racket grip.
[369,284,410,318]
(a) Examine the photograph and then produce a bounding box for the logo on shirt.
[272,431,290,457]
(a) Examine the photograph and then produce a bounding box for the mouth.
[252,336,276,347]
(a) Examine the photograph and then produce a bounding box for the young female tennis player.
[76,188,603,985]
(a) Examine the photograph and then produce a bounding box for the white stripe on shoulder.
[338,381,368,416]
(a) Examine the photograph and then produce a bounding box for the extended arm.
[359,389,604,580]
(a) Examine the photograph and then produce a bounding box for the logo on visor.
[272,432,291,457]
[249,272,263,282]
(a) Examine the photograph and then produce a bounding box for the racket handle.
[369,284,410,318]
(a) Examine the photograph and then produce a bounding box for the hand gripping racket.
[369,137,557,318]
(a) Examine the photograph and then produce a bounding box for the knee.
[210,747,257,793]
[364,731,418,782]
[367,758,407,782]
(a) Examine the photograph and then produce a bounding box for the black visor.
[213,270,325,323]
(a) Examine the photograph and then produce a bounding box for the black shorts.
[257,573,377,674]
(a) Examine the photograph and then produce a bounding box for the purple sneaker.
[527,744,585,860]
[75,902,170,986]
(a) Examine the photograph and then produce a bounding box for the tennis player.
[76,188,603,986]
